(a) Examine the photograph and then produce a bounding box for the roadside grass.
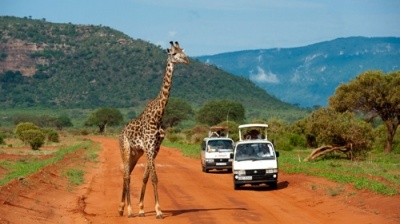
[162,140,400,196]
[162,140,200,159]
[63,168,84,186]
[0,139,97,186]
[279,149,400,196]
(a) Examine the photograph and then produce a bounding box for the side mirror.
[276,151,279,157]
[230,153,234,159]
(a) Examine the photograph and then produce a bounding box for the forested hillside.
[0,16,300,120]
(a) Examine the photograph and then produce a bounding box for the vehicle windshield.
[207,139,234,152]
[234,142,275,161]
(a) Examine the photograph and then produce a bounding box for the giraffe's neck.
[157,60,175,112]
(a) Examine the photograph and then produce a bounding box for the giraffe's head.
[167,41,190,64]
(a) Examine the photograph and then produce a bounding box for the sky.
[1,0,399,56]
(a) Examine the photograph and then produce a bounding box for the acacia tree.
[302,108,373,161]
[329,70,400,153]
[162,97,193,128]
[195,99,245,126]
[54,115,73,130]
[85,107,123,134]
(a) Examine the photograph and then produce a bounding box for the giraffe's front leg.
[152,178,163,219]
[148,159,163,219]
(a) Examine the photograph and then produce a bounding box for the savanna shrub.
[277,141,294,151]
[289,133,306,148]
[168,133,180,143]
[47,130,60,142]
[80,129,89,135]
[23,129,45,150]
[0,134,5,145]
[15,122,39,143]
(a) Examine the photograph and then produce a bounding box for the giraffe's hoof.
[138,213,145,217]
[156,214,164,219]
[128,213,134,218]
[118,210,123,216]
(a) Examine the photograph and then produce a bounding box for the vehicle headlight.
[266,168,278,173]
[233,170,246,175]
[205,159,214,163]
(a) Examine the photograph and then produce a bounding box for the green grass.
[278,149,400,195]
[162,140,201,159]
[0,140,93,186]
[162,140,400,196]
[63,169,84,185]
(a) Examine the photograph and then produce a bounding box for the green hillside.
[0,16,306,121]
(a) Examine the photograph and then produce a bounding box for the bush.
[0,134,5,145]
[15,122,39,143]
[289,133,306,148]
[22,129,45,150]
[276,140,294,151]
[80,129,89,135]
[168,133,180,143]
[47,130,60,142]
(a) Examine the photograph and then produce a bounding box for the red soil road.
[0,136,399,224]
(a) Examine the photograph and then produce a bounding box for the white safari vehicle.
[201,126,234,173]
[232,124,279,189]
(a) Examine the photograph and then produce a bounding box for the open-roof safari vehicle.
[200,126,234,173]
[232,124,279,190]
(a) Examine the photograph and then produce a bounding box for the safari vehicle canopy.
[238,123,268,141]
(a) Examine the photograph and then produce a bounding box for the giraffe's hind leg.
[119,145,142,218]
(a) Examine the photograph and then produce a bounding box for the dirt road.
[0,136,399,224]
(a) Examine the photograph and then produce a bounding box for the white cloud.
[250,66,280,84]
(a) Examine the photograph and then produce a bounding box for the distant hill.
[0,16,304,121]
[196,37,400,107]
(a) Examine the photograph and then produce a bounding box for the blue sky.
[1,0,399,56]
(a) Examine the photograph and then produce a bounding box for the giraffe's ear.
[166,49,170,53]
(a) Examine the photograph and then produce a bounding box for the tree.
[54,115,73,130]
[162,98,193,128]
[329,70,400,153]
[196,100,245,125]
[302,108,373,160]
[85,107,123,134]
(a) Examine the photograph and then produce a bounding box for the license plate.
[216,162,227,165]
[238,176,252,180]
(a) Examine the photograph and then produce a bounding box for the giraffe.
[118,41,189,219]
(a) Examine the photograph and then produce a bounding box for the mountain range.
[195,37,400,107]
